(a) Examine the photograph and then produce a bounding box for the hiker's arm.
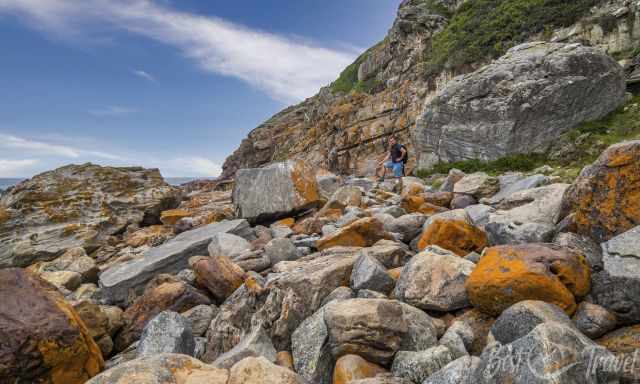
[379,152,390,165]
[398,147,407,162]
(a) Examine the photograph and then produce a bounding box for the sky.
[0,0,400,178]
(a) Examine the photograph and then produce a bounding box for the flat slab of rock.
[99,219,249,305]
[137,311,195,357]
[233,160,322,224]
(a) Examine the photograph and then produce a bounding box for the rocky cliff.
[220,0,640,180]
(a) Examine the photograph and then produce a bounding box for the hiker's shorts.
[384,160,404,177]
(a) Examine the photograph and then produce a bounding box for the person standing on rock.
[376,136,407,181]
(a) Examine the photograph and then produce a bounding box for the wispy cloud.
[88,105,138,117]
[164,157,222,177]
[0,159,39,177]
[0,0,357,103]
[131,68,156,82]
[0,133,122,160]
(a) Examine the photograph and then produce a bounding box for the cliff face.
[220,0,640,180]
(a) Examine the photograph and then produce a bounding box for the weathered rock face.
[99,219,249,306]
[414,42,626,169]
[0,163,181,268]
[591,225,640,325]
[466,244,591,316]
[0,268,104,383]
[316,217,392,250]
[233,160,322,223]
[192,256,246,303]
[562,140,640,243]
[416,218,487,256]
[136,311,195,357]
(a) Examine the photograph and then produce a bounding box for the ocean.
[0,178,24,191]
[0,177,212,191]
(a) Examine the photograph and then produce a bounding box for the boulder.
[73,301,123,356]
[490,300,573,344]
[40,270,83,291]
[192,256,245,303]
[316,174,341,201]
[350,253,395,294]
[265,238,299,266]
[391,346,456,384]
[417,218,487,255]
[414,42,626,168]
[492,183,570,225]
[453,173,499,199]
[385,214,427,242]
[182,304,217,337]
[324,298,407,365]
[321,286,356,307]
[591,225,640,324]
[439,169,465,192]
[136,311,195,357]
[0,164,181,268]
[336,206,370,227]
[485,220,556,245]
[228,356,307,384]
[464,204,495,228]
[320,186,363,215]
[466,244,590,316]
[292,304,335,384]
[472,322,620,383]
[233,160,322,223]
[554,232,603,272]
[160,208,191,226]
[0,268,103,383]
[86,354,228,384]
[562,140,640,242]
[316,217,392,250]
[208,232,251,258]
[99,219,250,305]
[450,194,477,209]
[114,276,210,352]
[212,326,277,369]
[397,301,442,351]
[361,240,411,269]
[423,356,481,384]
[275,351,295,371]
[573,302,617,339]
[333,354,387,384]
[350,375,413,384]
[395,246,475,311]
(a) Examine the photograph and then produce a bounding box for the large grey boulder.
[99,219,250,305]
[591,225,640,325]
[212,325,277,369]
[453,173,499,199]
[233,160,322,223]
[136,311,195,357]
[395,246,474,312]
[414,42,626,169]
[350,252,395,294]
[397,302,442,351]
[385,213,427,242]
[182,305,217,337]
[483,174,548,205]
[391,346,456,384]
[472,322,620,383]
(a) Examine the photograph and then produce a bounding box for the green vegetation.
[415,95,640,180]
[422,0,453,18]
[423,0,598,75]
[330,40,386,94]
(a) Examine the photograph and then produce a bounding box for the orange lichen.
[316,217,391,250]
[416,203,449,215]
[275,217,296,228]
[0,207,11,224]
[160,209,191,226]
[417,218,487,256]
[291,161,321,205]
[466,244,590,316]
[333,354,387,384]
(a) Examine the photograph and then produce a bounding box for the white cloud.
[0,0,357,103]
[0,133,122,160]
[0,159,39,177]
[162,157,222,177]
[131,68,156,82]
[88,105,138,117]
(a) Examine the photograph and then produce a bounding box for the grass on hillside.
[329,40,386,95]
[415,95,640,179]
[422,0,599,75]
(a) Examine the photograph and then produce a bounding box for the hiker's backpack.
[400,145,409,164]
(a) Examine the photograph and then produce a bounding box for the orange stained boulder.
[400,195,426,213]
[423,192,454,207]
[159,209,191,226]
[417,218,487,256]
[417,202,450,215]
[0,268,104,384]
[333,354,387,384]
[401,182,425,198]
[192,256,245,302]
[562,140,640,242]
[466,244,591,316]
[275,217,296,228]
[316,217,392,250]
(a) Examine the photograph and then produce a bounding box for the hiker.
[377,136,407,181]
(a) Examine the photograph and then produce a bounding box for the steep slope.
[220,0,640,180]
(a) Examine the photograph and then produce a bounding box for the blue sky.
[0,0,399,178]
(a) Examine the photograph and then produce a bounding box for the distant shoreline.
[0,177,215,191]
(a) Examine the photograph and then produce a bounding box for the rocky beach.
[3,1,640,383]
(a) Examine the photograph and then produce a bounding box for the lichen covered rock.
[417,218,487,256]
[316,217,392,250]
